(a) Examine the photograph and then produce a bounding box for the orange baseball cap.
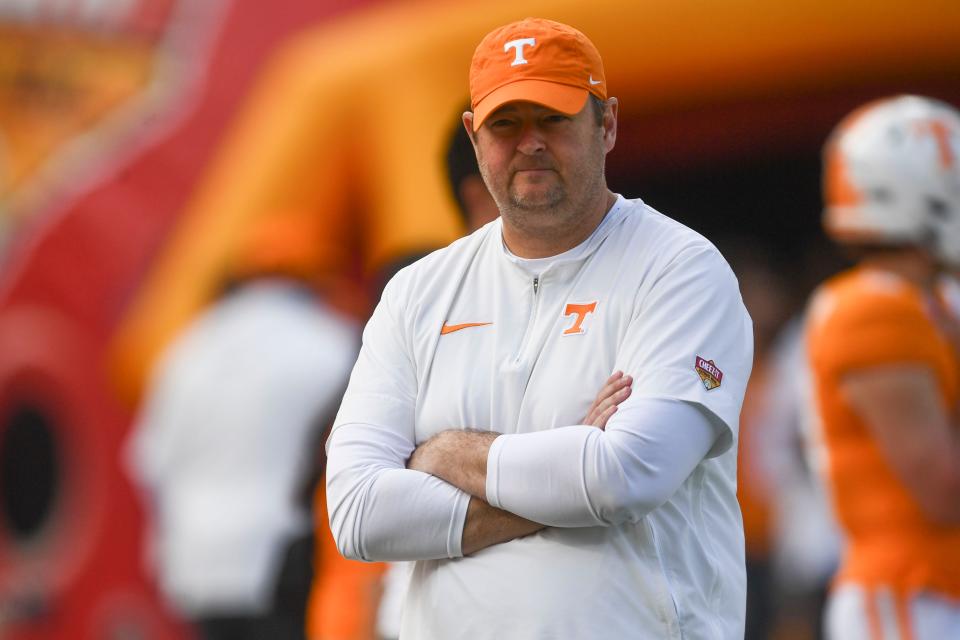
[469,18,607,131]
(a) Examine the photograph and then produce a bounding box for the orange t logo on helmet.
[915,119,956,169]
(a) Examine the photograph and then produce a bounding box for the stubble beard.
[501,170,605,241]
[508,177,565,212]
[479,163,574,235]
[476,140,607,244]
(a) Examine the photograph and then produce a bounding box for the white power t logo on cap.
[504,38,536,66]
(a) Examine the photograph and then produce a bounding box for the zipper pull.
[533,276,539,294]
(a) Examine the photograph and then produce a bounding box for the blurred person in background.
[805,95,960,639]
[126,212,359,640]
[764,243,848,640]
[309,475,386,640]
[725,238,843,640]
[718,239,796,640]
[763,314,841,640]
[443,102,502,233]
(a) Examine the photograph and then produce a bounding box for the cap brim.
[472,80,589,131]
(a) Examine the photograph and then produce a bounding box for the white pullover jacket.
[327,196,753,639]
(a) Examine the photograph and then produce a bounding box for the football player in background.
[805,95,960,639]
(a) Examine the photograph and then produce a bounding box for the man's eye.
[544,114,568,123]
[489,119,515,129]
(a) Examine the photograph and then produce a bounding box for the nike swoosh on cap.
[440,322,493,335]
[589,75,602,85]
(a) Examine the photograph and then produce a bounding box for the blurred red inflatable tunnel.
[0,306,188,640]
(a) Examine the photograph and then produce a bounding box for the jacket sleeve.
[486,244,753,527]
[325,277,470,561]
[486,398,720,527]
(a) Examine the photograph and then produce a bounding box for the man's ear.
[462,111,478,145]
[602,97,618,153]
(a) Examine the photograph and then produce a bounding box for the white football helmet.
[823,95,960,267]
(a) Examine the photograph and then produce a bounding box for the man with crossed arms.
[326,17,753,639]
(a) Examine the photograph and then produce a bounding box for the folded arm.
[405,371,634,555]
[409,397,723,528]
[327,386,632,560]
[326,421,471,561]
[325,275,478,563]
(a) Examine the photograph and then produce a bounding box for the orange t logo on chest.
[562,301,598,335]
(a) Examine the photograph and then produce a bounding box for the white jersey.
[327,196,753,639]
[128,281,358,615]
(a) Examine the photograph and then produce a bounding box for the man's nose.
[516,123,546,155]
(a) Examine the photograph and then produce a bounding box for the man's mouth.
[513,168,555,178]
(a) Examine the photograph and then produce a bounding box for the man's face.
[466,98,615,232]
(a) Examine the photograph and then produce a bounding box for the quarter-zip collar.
[498,194,631,277]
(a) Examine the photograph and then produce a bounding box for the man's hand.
[582,370,633,428]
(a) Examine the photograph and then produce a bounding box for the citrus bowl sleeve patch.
[694,356,723,391]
